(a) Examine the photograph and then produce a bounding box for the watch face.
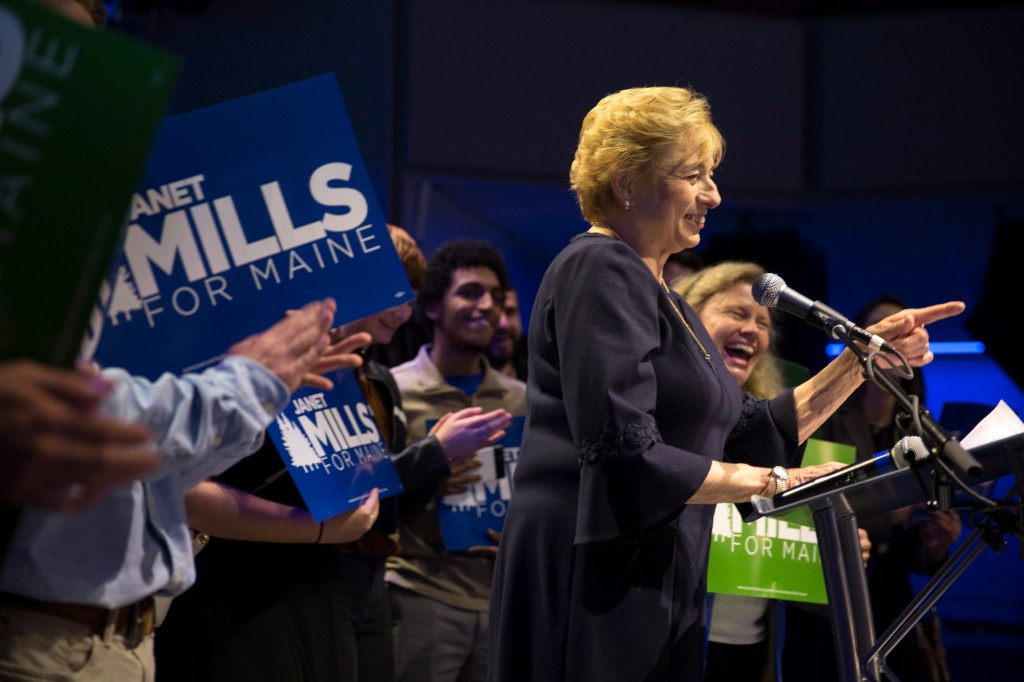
[773,466,788,480]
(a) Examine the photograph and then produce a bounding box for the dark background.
[108,0,1024,676]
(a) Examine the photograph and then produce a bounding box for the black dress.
[488,234,800,681]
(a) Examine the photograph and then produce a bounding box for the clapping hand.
[228,298,337,393]
[431,407,512,464]
[300,330,372,391]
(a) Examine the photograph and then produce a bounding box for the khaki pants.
[0,605,154,681]
[389,586,488,682]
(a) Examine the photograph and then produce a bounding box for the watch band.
[770,466,789,494]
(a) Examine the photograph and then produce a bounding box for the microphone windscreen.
[752,273,785,308]
[891,435,928,469]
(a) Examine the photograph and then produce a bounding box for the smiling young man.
[387,240,526,682]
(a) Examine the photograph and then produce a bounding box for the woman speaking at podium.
[488,85,963,681]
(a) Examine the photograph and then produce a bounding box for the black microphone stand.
[824,315,983,482]
[822,315,1021,682]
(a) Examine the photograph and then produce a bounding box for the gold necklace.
[661,279,718,375]
[588,225,717,374]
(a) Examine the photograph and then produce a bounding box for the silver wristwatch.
[769,465,790,494]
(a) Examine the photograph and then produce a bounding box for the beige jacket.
[385,345,526,611]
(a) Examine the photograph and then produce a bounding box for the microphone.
[835,435,930,483]
[778,436,930,501]
[886,435,930,470]
[752,273,898,354]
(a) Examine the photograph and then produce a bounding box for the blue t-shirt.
[443,373,483,398]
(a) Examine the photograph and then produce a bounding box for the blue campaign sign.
[435,417,525,551]
[89,74,411,378]
[266,368,404,521]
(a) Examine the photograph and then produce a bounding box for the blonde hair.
[673,261,784,399]
[570,86,725,225]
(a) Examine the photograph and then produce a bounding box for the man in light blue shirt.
[0,361,160,511]
[0,298,363,680]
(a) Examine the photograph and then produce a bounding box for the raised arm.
[686,300,966,505]
[792,301,965,443]
[103,298,344,487]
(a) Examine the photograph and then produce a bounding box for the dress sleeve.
[723,389,802,468]
[545,241,713,544]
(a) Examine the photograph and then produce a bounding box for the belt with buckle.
[0,592,156,648]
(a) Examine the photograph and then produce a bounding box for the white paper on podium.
[959,400,1024,450]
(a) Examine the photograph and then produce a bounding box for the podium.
[747,432,1024,682]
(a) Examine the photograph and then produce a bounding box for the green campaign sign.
[0,0,177,365]
[707,438,856,604]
